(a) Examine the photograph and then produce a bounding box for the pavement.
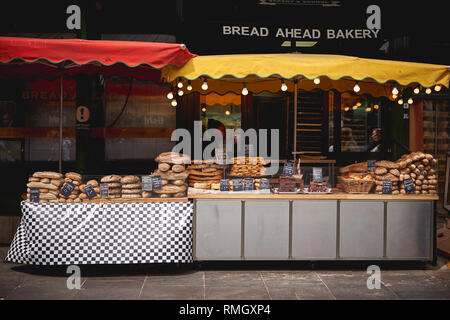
[1,246,449,300]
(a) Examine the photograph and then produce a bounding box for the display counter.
[6,199,193,265]
[190,193,437,263]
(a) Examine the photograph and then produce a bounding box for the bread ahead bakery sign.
[221,4,381,48]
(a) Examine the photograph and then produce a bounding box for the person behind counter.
[367,128,389,159]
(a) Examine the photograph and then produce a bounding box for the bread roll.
[27,182,58,190]
[101,175,122,183]
[33,171,63,179]
[120,175,140,184]
[158,163,171,172]
[172,164,185,173]
[122,183,142,189]
[65,172,82,182]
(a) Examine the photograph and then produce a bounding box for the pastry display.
[26,171,63,203]
[396,151,438,195]
[153,152,190,197]
[120,175,141,198]
[58,172,84,202]
[100,175,122,199]
[229,157,267,176]
[187,161,223,190]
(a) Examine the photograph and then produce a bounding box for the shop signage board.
[313,167,323,182]
[282,161,295,176]
[83,184,97,199]
[100,183,109,199]
[60,182,75,198]
[259,178,270,190]
[403,178,415,194]
[382,180,392,194]
[220,179,230,191]
[151,175,162,190]
[367,160,376,172]
[244,178,254,191]
[142,176,153,191]
[233,179,243,191]
[29,188,39,203]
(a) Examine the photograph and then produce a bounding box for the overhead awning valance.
[161,53,450,98]
[0,36,196,80]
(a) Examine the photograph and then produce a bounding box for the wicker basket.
[338,176,375,194]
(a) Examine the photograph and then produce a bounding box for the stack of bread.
[100,175,122,199]
[58,172,83,203]
[153,152,190,198]
[79,179,101,200]
[374,161,401,195]
[120,175,142,199]
[26,171,63,203]
[188,161,223,190]
[396,151,438,195]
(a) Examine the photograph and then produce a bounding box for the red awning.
[0,36,196,80]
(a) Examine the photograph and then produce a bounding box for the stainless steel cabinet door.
[244,200,289,259]
[386,201,432,259]
[340,201,384,258]
[292,200,337,259]
[195,200,242,260]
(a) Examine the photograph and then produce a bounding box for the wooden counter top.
[188,193,438,201]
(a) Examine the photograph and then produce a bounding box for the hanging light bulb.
[425,88,432,94]
[201,106,206,112]
[434,85,442,92]
[281,80,288,91]
[177,79,183,88]
[408,98,413,104]
[171,99,177,107]
[398,99,403,105]
[242,83,248,96]
[225,110,231,116]
[201,79,208,90]
[313,77,320,85]
[352,105,358,110]
[392,87,399,95]
[413,87,420,94]
[187,81,192,91]
[356,102,362,107]
[392,94,398,99]
[373,104,379,110]
[365,107,371,112]
[344,107,350,112]
[167,92,174,100]
[178,89,184,96]
[353,83,360,92]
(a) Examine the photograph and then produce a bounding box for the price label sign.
[382,180,393,194]
[403,178,415,194]
[282,161,295,176]
[60,182,75,198]
[152,175,162,190]
[220,179,230,191]
[100,183,109,199]
[313,167,323,183]
[259,178,270,190]
[83,184,97,199]
[142,176,153,191]
[232,179,243,192]
[243,178,254,191]
[367,160,376,172]
[29,188,40,203]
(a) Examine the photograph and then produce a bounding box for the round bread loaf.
[153,184,187,194]
[172,164,185,173]
[100,175,122,183]
[121,183,142,189]
[120,175,140,184]
[121,189,142,194]
[158,163,171,172]
[106,182,121,188]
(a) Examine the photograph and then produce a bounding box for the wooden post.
[293,79,298,162]
[59,72,63,173]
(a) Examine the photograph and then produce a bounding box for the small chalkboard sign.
[403,178,415,194]
[151,175,162,190]
[367,160,376,172]
[243,178,254,191]
[382,180,393,194]
[100,183,109,199]
[259,178,270,190]
[282,161,295,176]
[83,184,97,199]
[233,179,243,192]
[313,167,323,183]
[142,176,153,191]
[29,188,39,203]
[60,182,75,198]
[220,179,230,191]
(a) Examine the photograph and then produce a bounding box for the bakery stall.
[162,53,449,263]
[2,37,198,265]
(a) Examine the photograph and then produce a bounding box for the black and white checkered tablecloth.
[5,201,193,265]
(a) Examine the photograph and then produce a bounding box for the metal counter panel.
[386,201,432,259]
[292,200,337,259]
[244,200,290,259]
[340,201,384,258]
[195,200,242,260]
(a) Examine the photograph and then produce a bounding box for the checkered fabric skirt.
[5,201,194,265]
